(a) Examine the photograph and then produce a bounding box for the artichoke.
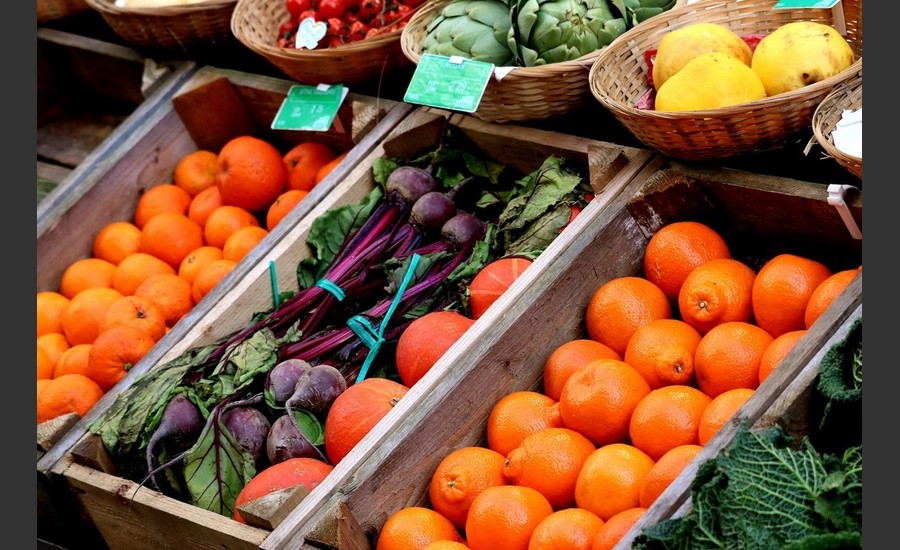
[508,0,627,67]
[611,0,678,29]
[423,0,517,67]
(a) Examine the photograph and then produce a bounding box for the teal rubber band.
[268,261,281,309]
[316,278,346,302]
[352,253,421,384]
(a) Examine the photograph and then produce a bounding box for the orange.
[133,184,192,229]
[283,141,337,192]
[37,332,70,367]
[558,359,651,446]
[223,225,269,263]
[694,321,774,398]
[628,385,711,461]
[574,443,655,521]
[591,507,647,550]
[178,246,224,286]
[395,310,475,387]
[92,221,143,265]
[624,319,701,389]
[315,151,348,185]
[468,257,532,320]
[217,135,288,213]
[52,343,92,379]
[375,506,462,550]
[752,253,832,338]
[139,212,205,269]
[58,257,117,299]
[642,221,731,302]
[324,377,409,465]
[38,379,51,405]
[758,329,807,384]
[266,189,309,230]
[61,287,124,346]
[698,388,755,445]
[503,427,596,509]
[585,276,672,356]
[429,446,509,530]
[677,258,756,335]
[87,324,155,391]
[639,444,703,508]
[134,273,195,328]
[101,295,167,342]
[112,252,177,297]
[37,373,104,423]
[203,205,261,249]
[173,149,218,197]
[188,185,224,228]
[424,542,469,550]
[37,291,70,337]
[486,391,563,457]
[543,339,621,401]
[37,346,54,380]
[804,268,862,329]
[528,508,604,550]
[191,259,237,304]
[465,485,553,550]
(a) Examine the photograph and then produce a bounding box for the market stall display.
[588,0,862,160]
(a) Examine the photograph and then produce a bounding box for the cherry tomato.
[358,0,383,23]
[286,0,312,19]
[402,0,426,7]
[348,20,369,41]
[278,19,298,37]
[317,0,346,19]
[297,8,319,21]
[326,16,348,37]
[324,35,345,48]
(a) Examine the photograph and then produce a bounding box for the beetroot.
[222,406,271,465]
[266,414,323,465]
[286,364,347,415]
[266,358,313,406]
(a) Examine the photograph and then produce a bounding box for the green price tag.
[774,0,839,9]
[271,84,347,132]
[404,54,495,113]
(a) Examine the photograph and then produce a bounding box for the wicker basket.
[401,0,682,124]
[588,0,863,161]
[38,0,92,23]
[83,0,238,56]
[811,63,862,179]
[231,0,412,86]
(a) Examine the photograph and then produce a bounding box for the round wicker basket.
[812,63,862,179]
[82,0,238,56]
[401,0,684,124]
[38,0,92,23]
[230,0,413,86]
[588,0,863,161]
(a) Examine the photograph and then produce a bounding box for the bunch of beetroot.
[277,0,426,49]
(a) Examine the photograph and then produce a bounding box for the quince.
[751,21,854,96]
[655,52,767,112]
[652,23,753,91]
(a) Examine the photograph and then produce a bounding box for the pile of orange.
[374,220,861,550]
[37,136,346,424]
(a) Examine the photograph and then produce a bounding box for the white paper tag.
[295,17,328,50]
[832,108,862,159]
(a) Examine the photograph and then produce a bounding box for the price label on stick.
[404,54,494,113]
[773,0,840,9]
[271,84,348,132]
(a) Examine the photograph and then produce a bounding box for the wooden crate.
[36,27,193,198]
[37,66,412,549]
[252,156,862,549]
[53,109,654,550]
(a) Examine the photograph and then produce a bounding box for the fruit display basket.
[51,108,653,550]
[38,0,92,23]
[82,0,240,56]
[37,64,410,547]
[811,61,862,179]
[230,0,414,86]
[401,0,684,124]
[261,155,862,548]
[37,27,195,206]
[588,0,863,161]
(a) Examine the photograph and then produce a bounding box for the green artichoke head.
[423,0,517,67]
[508,0,627,67]
[611,0,678,29]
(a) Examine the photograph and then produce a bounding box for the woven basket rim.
[589,0,862,119]
[84,0,236,16]
[813,64,862,163]
[400,0,643,79]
